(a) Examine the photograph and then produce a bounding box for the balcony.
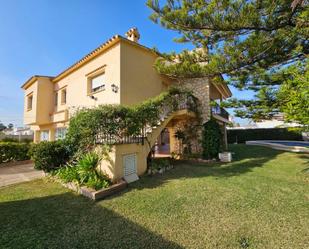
[51,109,69,123]
[211,102,229,121]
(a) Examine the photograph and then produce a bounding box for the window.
[54,92,58,106]
[55,127,67,140]
[40,130,49,141]
[91,73,106,93]
[27,94,33,110]
[61,89,67,104]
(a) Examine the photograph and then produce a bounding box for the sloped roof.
[21,35,157,89]
[21,33,232,97]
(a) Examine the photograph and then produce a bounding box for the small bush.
[149,158,171,171]
[56,152,111,190]
[30,140,72,172]
[1,137,33,143]
[0,142,31,163]
[1,137,19,142]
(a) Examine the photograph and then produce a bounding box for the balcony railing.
[95,93,198,145]
[211,102,229,120]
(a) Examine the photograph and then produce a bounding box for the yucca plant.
[76,152,101,185]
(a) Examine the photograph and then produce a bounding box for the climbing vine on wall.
[202,119,222,159]
[66,87,198,153]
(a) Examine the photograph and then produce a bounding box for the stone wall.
[170,77,212,154]
[175,77,211,124]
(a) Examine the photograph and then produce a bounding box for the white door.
[123,154,139,183]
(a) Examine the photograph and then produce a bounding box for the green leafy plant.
[149,158,170,171]
[56,152,111,190]
[66,87,198,153]
[30,140,72,172]
[56,163,79,183]
[76,152,101,184]
[0,142,31,164]
[202,119,222,159]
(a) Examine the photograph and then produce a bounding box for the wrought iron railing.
[211,102,229,120]
[95,93,197,145]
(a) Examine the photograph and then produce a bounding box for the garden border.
[62,179,127,200]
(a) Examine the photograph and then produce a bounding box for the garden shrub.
[202,119,222,159]
[0,137,33,143]
[0,142,31,163]
[227,128,303,144]
[149,158,171,171]
[56,152,111,190]
[66,87,198,153]
[30,140,72,172]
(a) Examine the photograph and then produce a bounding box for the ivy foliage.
[66,87,198,152]
[202,119,222,159]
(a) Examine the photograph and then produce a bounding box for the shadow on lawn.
[0,192,183,249]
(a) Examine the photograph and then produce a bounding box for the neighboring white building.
[228,114,300,130]
[3,127,33,136]
[254,114,299,129]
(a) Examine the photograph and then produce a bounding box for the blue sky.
[0,0,253,127]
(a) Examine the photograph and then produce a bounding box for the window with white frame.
[55,127,67,140]
[90,73,106,93]
[40,130,49,141]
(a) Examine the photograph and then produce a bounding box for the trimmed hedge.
[0,142,31,164]
[227,128,303,144]
[30,140,73,172]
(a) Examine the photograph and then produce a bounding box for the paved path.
[0,163,44,188]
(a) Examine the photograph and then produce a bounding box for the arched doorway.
[154,128,170,157]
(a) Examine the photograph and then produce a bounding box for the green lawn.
[0,145,308,249]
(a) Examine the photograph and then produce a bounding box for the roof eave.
[21,75,53,90]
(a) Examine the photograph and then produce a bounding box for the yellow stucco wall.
[24,77,54,126]
[24,80,38,125]
[54,42,121,110]
[24,39,175,142]
[24,42,122,141]
[120,40,171,105]
[97,143,147,182]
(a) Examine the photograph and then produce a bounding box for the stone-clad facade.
[168,77,213,155]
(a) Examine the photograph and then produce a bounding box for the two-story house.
[22,28,231,182]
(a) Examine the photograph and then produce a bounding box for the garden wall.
[227,128,303,144]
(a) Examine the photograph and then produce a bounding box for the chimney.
[125,27,140,43]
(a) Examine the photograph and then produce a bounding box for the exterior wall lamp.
[89,95,98,101]
[111,84,119,93]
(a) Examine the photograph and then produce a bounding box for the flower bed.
[62,179,127,201]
